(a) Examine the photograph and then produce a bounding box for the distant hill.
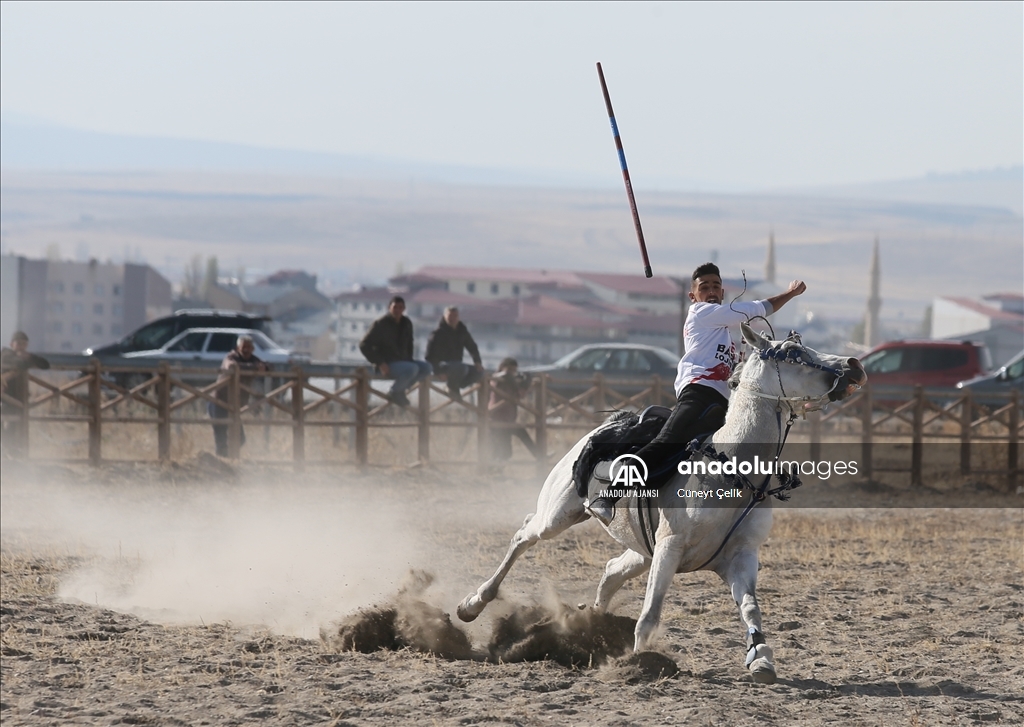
[3,117,1020,213]
[775,167,1023,216]
[0,117,594,189]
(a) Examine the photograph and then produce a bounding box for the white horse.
[457,323,866,683]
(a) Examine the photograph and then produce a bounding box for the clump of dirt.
[327,573,637,668]
[328,571,475,661]
[333,606,402,652]
[489,604,636,667]
[600,651,681,683]
[397,601,476,660]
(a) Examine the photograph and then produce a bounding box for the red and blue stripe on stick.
[597,62,652,278]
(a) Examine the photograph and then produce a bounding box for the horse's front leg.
[634,536,683,651]
[457,502,588,622]
[718,549,776,684]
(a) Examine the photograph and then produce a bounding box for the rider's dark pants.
[630,383,728,476]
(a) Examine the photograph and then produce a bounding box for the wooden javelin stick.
[597,62,652,278]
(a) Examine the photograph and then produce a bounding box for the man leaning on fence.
[209,334,267,458]
[426,306,484,402]
[1,331,50,457]
[489,357,539,461]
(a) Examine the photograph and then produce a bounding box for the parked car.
[122,328,298,367]
[525,343,679,398]
[955,349,1024,406]
[859,340,991,389]
[84,310,269,357]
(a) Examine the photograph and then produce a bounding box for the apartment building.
[333,286,399,363]
[1,254,171,352]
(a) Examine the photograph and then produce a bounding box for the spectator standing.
[488,357,539,460]
[1,331,50,457]
[425,306,483,402]
[359,296,432,407]
[209,334,267,457]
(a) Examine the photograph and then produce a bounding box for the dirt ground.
[1,458,1022,726]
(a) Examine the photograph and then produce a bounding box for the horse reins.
[685,340,846,571]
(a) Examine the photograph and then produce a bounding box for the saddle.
[573,404,723,497]
[571,406,669,497]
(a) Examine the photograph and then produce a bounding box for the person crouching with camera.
[488,357,539,460]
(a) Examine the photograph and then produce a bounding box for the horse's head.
[738,322,867,413]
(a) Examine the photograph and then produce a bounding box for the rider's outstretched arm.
[765,280,806,314]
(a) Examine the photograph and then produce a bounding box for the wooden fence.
[1,362,1020,487]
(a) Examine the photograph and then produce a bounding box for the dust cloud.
[0,461,444,639]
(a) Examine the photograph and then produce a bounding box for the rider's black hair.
[691,262,721,282]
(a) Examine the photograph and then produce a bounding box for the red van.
[860,340,991,388]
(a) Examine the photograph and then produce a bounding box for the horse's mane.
[728,354,748,391]
[603,409,635,425]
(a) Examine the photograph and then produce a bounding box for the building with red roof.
[932,294,1024,367]
[331,266,689,366]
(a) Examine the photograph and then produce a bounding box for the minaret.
[863,236,882,347]
[764,230,776,285]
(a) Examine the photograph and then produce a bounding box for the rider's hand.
[379,362,390,376]
[788,280,806,296]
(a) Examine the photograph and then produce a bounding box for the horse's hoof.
[456,595,481,623]
[749,659,777,684]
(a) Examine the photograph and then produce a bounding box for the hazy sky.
[1,1,1021,189]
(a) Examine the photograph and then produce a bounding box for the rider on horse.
[586,262,807,525]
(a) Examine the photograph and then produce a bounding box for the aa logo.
[610,454,648,488]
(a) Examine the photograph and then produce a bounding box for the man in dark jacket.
[359,296,432,407]
[1,331,50,457]
[425,306,483,402]
[209,334,267,457]
[488,357,538,460]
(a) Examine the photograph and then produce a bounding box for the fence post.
[478,374,491,465]
[262,373,272,448]
[158,363,171,461]
[911,385,924,487]
[594,373,606,414]
[960,390,972,475]
[1008,388,1020,492]
[355,368,369,465]
[227,365,241,459]
[292,367,305,469]
[861,384,873,481]
[418,377,430,463]
[16,371,30,459]
[809,408,821,463]
[651,375,663,408]
[332,374,341,448]
[535,375,548,470]
[88,359,102,465]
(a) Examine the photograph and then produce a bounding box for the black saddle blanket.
[572,410,680,498]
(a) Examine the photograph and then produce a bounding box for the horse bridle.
[685,335,853,573]
[738,334,853,416]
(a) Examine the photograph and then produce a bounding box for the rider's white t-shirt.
[675,300,768,399]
